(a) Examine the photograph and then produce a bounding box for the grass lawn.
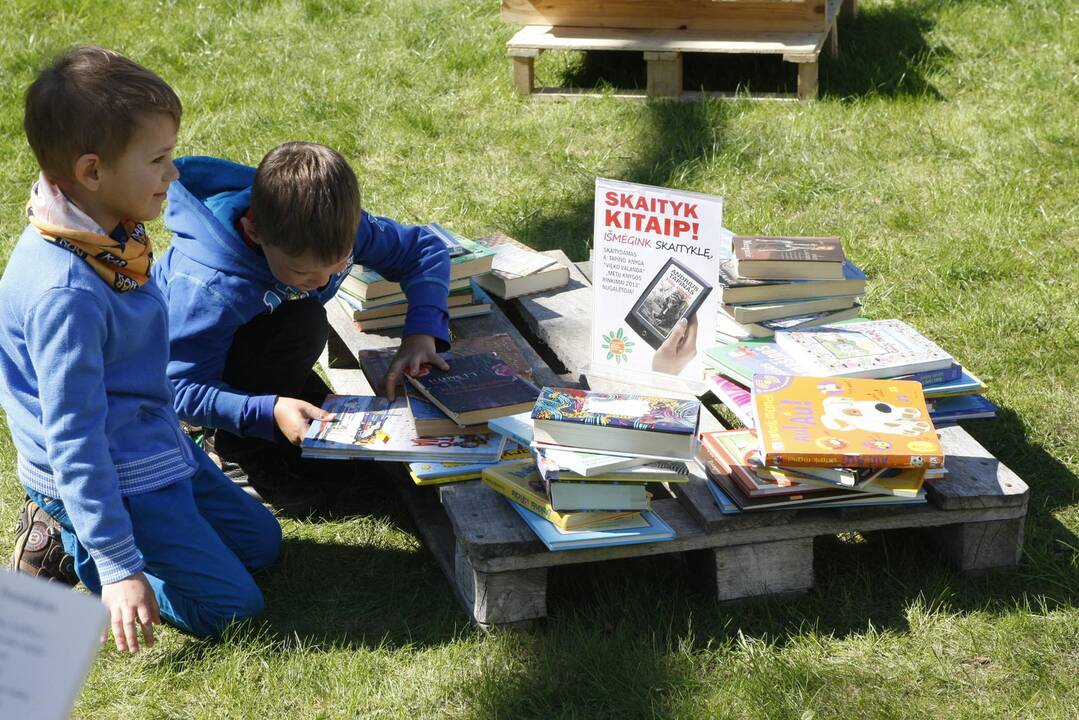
[1,0,1078,717]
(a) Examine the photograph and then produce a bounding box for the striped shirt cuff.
[89,535,146,585]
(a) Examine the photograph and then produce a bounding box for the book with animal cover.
[542,477,651,512]
[535,449,690,483]
[481,460,638,530]
[531,387,700,460]
[775,319,953,379]
[408,443,531,484]
[732,235,846,280]
[337,283,474,321]
[927,393,997,425]
[715,304,863,341]
[751,374,944,470]
[302,395,507,462]
[721,296,859,324]
[509,502,675,552]
[346,238,497,300]
[718,257,868,305]
[704,371,755,428]
[405,352,541,426]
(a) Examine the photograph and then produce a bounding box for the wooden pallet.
[322,249,1028,630]
[504,0,849,101]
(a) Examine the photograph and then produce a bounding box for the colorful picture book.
[751,375,944,469]
[703,372,755,427]
[509,503,675,552]
[405,352,541,426]
[481,460,637,530]
[302,395,507,463]
[774,319,953,379]
[531,387,700,460]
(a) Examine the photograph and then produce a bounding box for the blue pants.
[27,441,282,638]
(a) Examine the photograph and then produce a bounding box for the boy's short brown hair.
[24,46,182,180]
[251,142,361,263]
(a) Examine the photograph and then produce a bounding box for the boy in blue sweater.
[2,47,282,648]
[153,143,451,508]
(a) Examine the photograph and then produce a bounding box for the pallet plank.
[509,24,820,57]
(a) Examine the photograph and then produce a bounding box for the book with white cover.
[0,570,107,720]
[775,319,953,379]
[534,445,648,477]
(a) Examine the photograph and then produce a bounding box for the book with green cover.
[345,238,496,300]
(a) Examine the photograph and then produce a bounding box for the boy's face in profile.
[91,113,179,228]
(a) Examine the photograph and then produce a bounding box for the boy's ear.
[72,153,103,191]
[240,214,260,245]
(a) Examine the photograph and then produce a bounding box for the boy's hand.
[101,572,160,654]
[274,397,333,445]
[385,334,449,401]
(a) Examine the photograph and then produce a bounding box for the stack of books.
[337,224,496,329]
[704,318,995,428]
[473,234,570,299]
[701,375,946,513]
[480,387,700,551]
[716,234,866,342]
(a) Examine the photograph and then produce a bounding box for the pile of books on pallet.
[336,223,496,330]
[701,375,945,513]
[716,233,866,342]
[480,387,701,550]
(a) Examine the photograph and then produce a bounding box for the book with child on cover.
[751,374,944,469]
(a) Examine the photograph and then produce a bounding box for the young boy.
[1,47,281,649]
[152,143,451,508]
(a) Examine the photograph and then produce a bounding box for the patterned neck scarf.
[26,174,154,293]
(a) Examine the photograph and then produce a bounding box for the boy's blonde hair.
[24,46,182,180]
[251,142,361,263]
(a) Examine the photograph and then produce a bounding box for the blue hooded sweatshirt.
[153,156,450,441]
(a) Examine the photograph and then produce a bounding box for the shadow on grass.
[528,1,950,102]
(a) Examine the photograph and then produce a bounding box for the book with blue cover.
[487,411,534,447]
[928,394,997,425]
[509,502,675,551]
[408,443,531,482]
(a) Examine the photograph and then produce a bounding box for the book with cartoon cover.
[751,375,944,469]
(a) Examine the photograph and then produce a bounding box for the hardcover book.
[535,449,689,484]
[700,430,839,501]
[732,235,846,280]
[405,390,488,437]
[302,395,507,463]
[715,304,863,341]
[533,445,647,478]
[481,460,638,531]
[509,502,675,552]
[543,479,651,512]
[337,283,474,321]
[774,319,953,379]
[405,352,541,426]
[751,374,944,469]
[408,443,531,484]
[927,393,997,425]
[347,238,497,300]
[487,411,534,447]
[704,371,755,428]
[721,296,858,324]
[718,257,868,305]
[531,387,700,460]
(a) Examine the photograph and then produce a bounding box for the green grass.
[2,0,1078,717]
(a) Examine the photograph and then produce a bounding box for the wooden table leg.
[644,51,683,98]
[931,518,1025,574]
[828,22,839,59]
[842,0,859,20]
[455,542,548,629]
[709,538,816,602]
[509,49,539,96]
[797,60,819,101]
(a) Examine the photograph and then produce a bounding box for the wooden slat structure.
[503,0,848,101]
[321,246,1028,629]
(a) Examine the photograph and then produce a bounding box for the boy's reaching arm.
[163,275,278,441]
[25,288,148,584]
[354,212,451,350]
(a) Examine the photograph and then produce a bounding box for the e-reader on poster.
[591,178,722,382]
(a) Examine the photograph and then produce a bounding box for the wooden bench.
[503,0,851,101]
[321,250,1028,629]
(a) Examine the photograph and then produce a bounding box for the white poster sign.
[590,178,723,391]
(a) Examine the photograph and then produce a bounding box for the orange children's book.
[750,374,944,470]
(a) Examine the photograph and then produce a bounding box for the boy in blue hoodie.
[153,143,451,509]
[2,47,282,648]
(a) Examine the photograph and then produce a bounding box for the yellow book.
[409,470,481,486]
[482,460,640,530]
